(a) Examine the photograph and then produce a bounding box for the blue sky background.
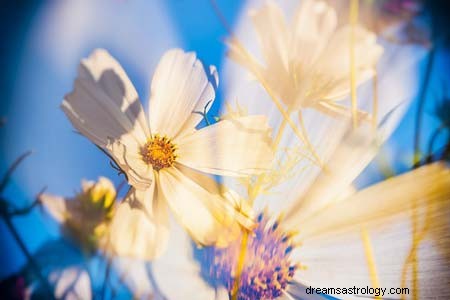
[0,0,448,293]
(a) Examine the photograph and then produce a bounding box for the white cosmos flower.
[228,0,383,116]
[61,48,273,259]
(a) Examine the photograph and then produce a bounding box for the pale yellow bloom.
[228,0,383,117]
[153,158,450,299]
[40,177,116,253]
[62,49,273,259]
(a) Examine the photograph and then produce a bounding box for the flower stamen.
[141,135,177,171]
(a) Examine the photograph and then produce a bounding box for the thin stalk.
[0,151,33,193]
[2,215,53,298]
[349,0,360,129]
[413,48,436,168]
[231,231,249,300]
[7,187,46,217]
[272,118,288,150]
[248,114,290,205]
[360,227,380,299]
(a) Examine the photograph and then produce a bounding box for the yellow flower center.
[142,135,177,171]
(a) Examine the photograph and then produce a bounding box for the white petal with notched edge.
[176,115,273,177]
[77,49,150,137]
[148,49,217,139]
[62,49,152,189]
[107,187,169,260]
[62,49,148,146]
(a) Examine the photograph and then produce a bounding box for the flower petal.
[107,135,154,190]
[284,126,378,224]
[77,48,149,137]
[62,49,152,189]
[51,266,92,300]
[175,163,255,230]
[148,49,217,139]
[298,162,450,238]
[62,49,149,146]
[291,0,338,67]
[39,194,68,223]
[106,187,169,260]
[157,167,250,247]
[152,223,226,300]
[313,25,383,101]
[112,258,154,299]
[291,163,450,299]
[176,115,273,176]
[250,1,290,73]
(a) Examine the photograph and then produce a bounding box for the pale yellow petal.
[106,187,169,260]
[250,1,290,72]
[176,115,273,177]
[157,167,249,247]
[315,25,383,99]
[148,49,217,139]
[295,207,449,299]
[290,163,450,299]
[175,163,255,230]
[298,163,450,238]
[291,0,337,66]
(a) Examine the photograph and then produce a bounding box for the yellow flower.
[62,49,273,259]
[228,0,383,117]
[40,177,116,254]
